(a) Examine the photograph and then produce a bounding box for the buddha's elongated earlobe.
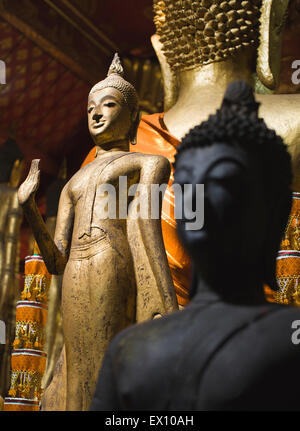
[151,34,178,112]
[257,0,290,90]
[129,110,141,146]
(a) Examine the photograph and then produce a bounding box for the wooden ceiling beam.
[52,0,119,53]
[0,0,109,85]
[42,0,115,57]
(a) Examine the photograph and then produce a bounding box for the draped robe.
[82,113,191,307]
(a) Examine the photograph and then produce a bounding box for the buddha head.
[152,0,290,100]
[174,81,292,296]
[87,53,139,147]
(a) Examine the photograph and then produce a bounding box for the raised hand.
[18,159,40,205]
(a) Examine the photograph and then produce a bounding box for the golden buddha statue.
[18,54,177,411]
[151,1,299,151]
[0,137,24,398]
[83,0,300,307]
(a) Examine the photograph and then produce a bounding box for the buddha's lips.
[93,122,105,128]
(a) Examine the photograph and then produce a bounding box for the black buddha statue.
[91,81,300,411]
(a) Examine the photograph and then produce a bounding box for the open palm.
[18,159,40,205]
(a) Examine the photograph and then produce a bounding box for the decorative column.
[4,253,51,411]
[274,193,300,304]
[265,193,300,305]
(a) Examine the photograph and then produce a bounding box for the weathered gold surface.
[42,161,66,390]
[257,0,290,90]
[41,217,63,391]
[153,0,300,192]
[41,346,67,411]
[19,55,177,410]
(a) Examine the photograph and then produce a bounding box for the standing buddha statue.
[18,54,177,411]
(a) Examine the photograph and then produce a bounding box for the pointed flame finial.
[107,53,124,77]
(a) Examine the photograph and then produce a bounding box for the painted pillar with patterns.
[4,253,51,411]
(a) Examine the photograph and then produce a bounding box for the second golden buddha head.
[153,0,290,90]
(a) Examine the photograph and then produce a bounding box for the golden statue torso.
[67,151,135,249]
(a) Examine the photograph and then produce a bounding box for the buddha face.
[174,144,267,273]
[87,87,131,146]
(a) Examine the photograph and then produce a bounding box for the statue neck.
[177,50,255,101]
[95,139,129,156]
[163,49,256,140]
[193,263,267,306]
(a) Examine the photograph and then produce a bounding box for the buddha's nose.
[93,113,103,122]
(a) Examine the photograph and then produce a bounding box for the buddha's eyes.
[104,102,116,108]
[88,101,116,113]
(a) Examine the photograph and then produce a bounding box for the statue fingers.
[29,159,40,174]
[28,159,40,181]
[27,159,40,189]
[18,159,41,204]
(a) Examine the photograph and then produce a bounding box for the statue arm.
[18,160,73,275]
[136,155,178,314]
[105,153,178,318]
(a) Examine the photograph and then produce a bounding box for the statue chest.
[70,154,136,240]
